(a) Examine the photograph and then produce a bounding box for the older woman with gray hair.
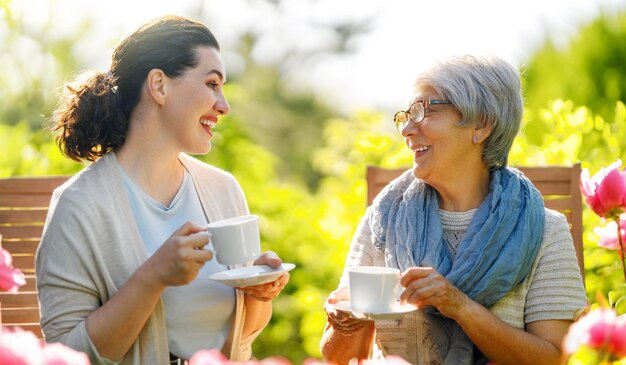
[320,55,586,365]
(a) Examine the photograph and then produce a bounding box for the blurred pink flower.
[580,160,626,218]
[609,315,626,358]
[564,308,616,354]
[0,328,43,365]
[41,343,90,365]
[189,349,230,365]
[0,328,90,365]
[0,247,26,293]
[594,215,626,251]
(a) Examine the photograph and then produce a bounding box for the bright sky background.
[13,0,626,114]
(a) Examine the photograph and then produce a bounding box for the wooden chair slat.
[0,226,44,240]
[0,194,55,207]
[543,198,575,212]
[1,324,43,338]
[0,240,40,254]
[11,255,35,272]
[0,176,68,194]
[0,209,49,224]
[0,292,39,307]
[0,176,70,340]
[1,307,40,323]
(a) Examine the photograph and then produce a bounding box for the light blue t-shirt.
[118,161,236,358]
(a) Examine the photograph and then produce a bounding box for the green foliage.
[0,122,83,177]
[523,11,626,122]
[510,99,626,305]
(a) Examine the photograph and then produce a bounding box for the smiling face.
[401,84,475,187]
[161,46,230,155]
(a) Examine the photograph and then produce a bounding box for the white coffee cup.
[349,266,400,313]
[206,215,261,266]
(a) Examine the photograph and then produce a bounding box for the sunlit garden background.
[2,0,626,363]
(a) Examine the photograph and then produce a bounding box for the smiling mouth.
[200,118,217,129]
[413,145,431,152]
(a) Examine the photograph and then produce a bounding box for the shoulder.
[50,157,112,207]
[540,208,572,247]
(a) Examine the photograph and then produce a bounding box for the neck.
[115,111,184,206]
[430,164,492,212]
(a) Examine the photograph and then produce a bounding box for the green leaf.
[615,296,626,316]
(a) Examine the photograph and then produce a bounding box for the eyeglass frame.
[393,99,452,131]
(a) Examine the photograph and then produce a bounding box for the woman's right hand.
[146,221,214,287]
[325,286,373,333]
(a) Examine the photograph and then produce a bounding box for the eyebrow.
[206,69,225,81]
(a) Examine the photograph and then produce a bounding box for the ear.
[472,122,493,144]
[146,69,167,106]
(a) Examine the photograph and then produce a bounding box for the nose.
[214,91,231,116]
[401,120,417,138]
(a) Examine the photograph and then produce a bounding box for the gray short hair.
[415,55,523,170]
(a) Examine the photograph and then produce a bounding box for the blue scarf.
[369,167,544,364]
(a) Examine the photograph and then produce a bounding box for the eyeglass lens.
[394,102,425,131]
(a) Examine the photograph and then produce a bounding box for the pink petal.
[189,349,230,365]
[0,248,13,267]
[597,167,626,213]
[564,308,615,353]
[609,315,626,358]
[0,266,26,293]
[594,221,625,251]
[587,193,610,217]
[580,168,596,196]
[42,343,91,365]
[0,328,44,364]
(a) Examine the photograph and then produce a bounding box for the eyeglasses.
[393,99,452,131]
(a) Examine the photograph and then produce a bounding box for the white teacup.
[206,215,261,266]
[349,266,400,313]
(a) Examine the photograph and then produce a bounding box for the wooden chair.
[366,164,585,281]
[0,176,69,338]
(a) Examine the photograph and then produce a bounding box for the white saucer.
[208,263,295,288]
[328,300,417,321]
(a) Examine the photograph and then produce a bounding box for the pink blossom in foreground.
[189,349,293,365]
[608,314,626,359]
[189,349,229,365]
[41,342,90,365]
[564,308,616,354]
[0,328,42,365]
[580,160,626,218]
[594,215,626,251]
[0,247,26,293]
[0,328,89,365]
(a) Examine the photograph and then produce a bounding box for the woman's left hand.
[400,266,470,319]
[236,251,289,302]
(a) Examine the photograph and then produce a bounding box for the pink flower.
[609,315,626,358]
[0,247,26,293]
[580,160,626,218]
[564,308,616,354]
[189,349,231,365]
[594,215,626,251]
[41,343,90,365]
[0,328,90,365]
[0,328,43,365]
